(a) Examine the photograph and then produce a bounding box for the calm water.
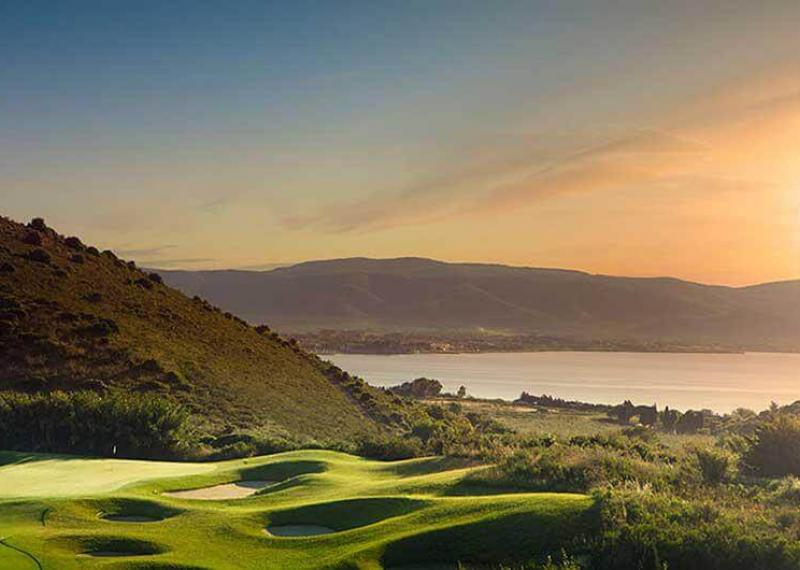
[327,352,800,413]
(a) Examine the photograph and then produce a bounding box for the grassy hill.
[0,449,594,569]
[0,216,401,440]
[158,258,800,350]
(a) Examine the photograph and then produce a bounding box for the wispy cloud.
[115,244,178,257]
[281,61,800,237]
[140,257,216,268]
[283,129,710,234]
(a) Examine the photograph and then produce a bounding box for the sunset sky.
[2,1,799,285]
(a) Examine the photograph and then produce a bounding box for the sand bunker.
[165,480,275,500]
[267,525,336,537]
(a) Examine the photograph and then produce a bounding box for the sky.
[1,1,799,286]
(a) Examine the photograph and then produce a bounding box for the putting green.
[0,450,596,569]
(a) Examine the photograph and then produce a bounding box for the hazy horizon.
[150,254,798,288]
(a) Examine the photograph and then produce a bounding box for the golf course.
[0,450,594,569]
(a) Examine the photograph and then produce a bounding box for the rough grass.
[0,450,595,569]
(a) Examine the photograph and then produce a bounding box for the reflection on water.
[327,351,800,413]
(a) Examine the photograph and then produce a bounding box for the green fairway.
[0,450,595,569]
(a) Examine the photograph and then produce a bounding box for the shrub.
[0,391,192,459]
[744,416,800,477]
[390,377,443,399]
[689,446,737,485]
[29,217,47,231]
[64,236,84,250]
[356,435,424,460]
[22,231,43,246]
[487,444,664,492]
[27,248,51,263]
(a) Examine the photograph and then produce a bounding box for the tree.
[661,406,680,432]
[457,386,467,399]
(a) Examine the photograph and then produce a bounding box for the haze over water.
[328,352,800,413]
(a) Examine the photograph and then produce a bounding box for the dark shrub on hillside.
[69,254,84,264]
[86,246,100,256]
[27,248,51,263]
[22,231,43,246]
[0,262,15,272]
[148,272,163,284]
[64,236,84,250]
[78,318,119,337]
[0,391,191,458]
[745,416,800,477]
[389,377,443,399]
[29,217,47,231]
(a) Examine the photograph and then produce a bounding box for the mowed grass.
[0,450,595,569]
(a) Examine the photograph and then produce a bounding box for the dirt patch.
[267,525,335,537]
[165,480,275,500]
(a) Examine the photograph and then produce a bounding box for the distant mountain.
[0,217,399,439]
[158,258,800,350]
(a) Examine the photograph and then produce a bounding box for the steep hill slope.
[159,258,800,350]
[0,217,386,439]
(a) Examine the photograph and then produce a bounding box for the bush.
[0,390,192,459]
[487,444,664,492]
[744,416,800,477]
[27,248,51,263]
[593,488,800,570]
[64,236,84,250]
[22,231,43,246]
[685,446,737,486]
[390,377,443,399]
[356,435,424,460]
[29,217,47,231]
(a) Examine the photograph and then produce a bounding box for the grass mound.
[55,535,168,557]
[92,498,183,523]
[0,450,594,569]
[266,497,428,534]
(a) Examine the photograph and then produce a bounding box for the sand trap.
[102,514,161,523]
[165,480,275,500]
[267,525,336,537]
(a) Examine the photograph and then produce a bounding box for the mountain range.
[158,258,800,351]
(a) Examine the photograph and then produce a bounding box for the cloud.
[140,257,217,268]
[197,195,234,213]
[284,129,709,233]
[115,244,178,257]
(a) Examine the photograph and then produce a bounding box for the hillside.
[158,258,800,350]
[0,217,393,440]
